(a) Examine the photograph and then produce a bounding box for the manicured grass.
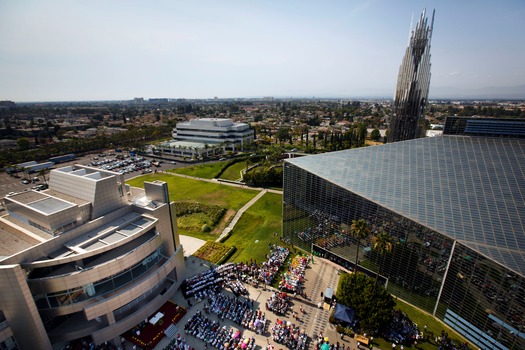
[168,162,224,179]
[222,192,283,264]
[126,173,258,237]
[220,161,247,181]
[127,173,256,210]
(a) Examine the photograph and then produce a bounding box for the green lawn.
[222,191,283,264]
[127,173,256,210]
[168,162,224,179]
[126,174,258,237]
[220,161,247,181]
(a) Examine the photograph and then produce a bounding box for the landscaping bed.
[194,241,236,264]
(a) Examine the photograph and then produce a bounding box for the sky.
[1,0,524,102]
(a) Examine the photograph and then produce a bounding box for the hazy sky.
[1,0,524,101]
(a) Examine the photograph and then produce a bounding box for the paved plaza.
[145,255,360,350]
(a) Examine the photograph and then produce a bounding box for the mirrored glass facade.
[283,135,525,350]
[388,9,434,143]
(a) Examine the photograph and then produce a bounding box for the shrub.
[175,202,226,226]
[335,324,355,337]
[216,246,237,265]
[202,224,211,232]
[242,165,283,186]
[194,241,236,264]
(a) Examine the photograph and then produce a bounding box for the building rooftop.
[7,191,76,215]
[286,135,525,276]
[43,213,156,261]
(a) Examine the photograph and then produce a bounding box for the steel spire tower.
[388,9,435,143]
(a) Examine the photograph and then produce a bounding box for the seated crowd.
[184,311,256,350]
[271,319,308,350]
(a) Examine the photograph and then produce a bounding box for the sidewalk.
[215,189,267,242]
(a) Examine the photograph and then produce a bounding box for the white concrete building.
[0,165,185,350]
[156,118,254,159]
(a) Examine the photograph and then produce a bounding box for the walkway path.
[215,189,268,242]
[302,259,355,349]
[155,171,282,243]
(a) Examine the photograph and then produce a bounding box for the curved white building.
[0,165,185,350]
[157,118,254,159]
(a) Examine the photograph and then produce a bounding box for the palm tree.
[350,219,370,277]
[12,164,20,178]
[371,231,393,288]
[38,168,49,185]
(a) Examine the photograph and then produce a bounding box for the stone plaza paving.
[148,256,360,350]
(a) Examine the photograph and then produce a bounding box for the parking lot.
[86,153,164,176]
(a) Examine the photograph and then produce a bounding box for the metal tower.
[388,9,435,143]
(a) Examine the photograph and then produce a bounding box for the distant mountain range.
[430,84,525,100]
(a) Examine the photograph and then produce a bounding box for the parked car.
[21,179,30,184]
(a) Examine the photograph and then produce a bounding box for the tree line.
[1,125,172,168]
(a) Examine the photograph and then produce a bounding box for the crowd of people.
[435,330,470,350]
[382,310,421,346]
[183,311,256,350]
[183,246,292,300]
[225,278,249,297]
[259,246,290,285]
[313,332,348,350]
[266,292,291,315]
[161,334,192,350]
[270,319,308,349]
[279,255,308,294]
[203,290,267,334]
[181,268,223,298]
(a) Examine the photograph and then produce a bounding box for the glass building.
[283,132,525,350]
[388,9,434,143]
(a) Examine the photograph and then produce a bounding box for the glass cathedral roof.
[286,135,525,276]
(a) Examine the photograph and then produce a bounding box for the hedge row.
[214,157,245,179]
[216,246,237,265]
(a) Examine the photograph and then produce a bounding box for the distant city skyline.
[1,0,524,102]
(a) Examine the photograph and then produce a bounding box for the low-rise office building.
[156,118,254,159]
[0,165,185,350]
